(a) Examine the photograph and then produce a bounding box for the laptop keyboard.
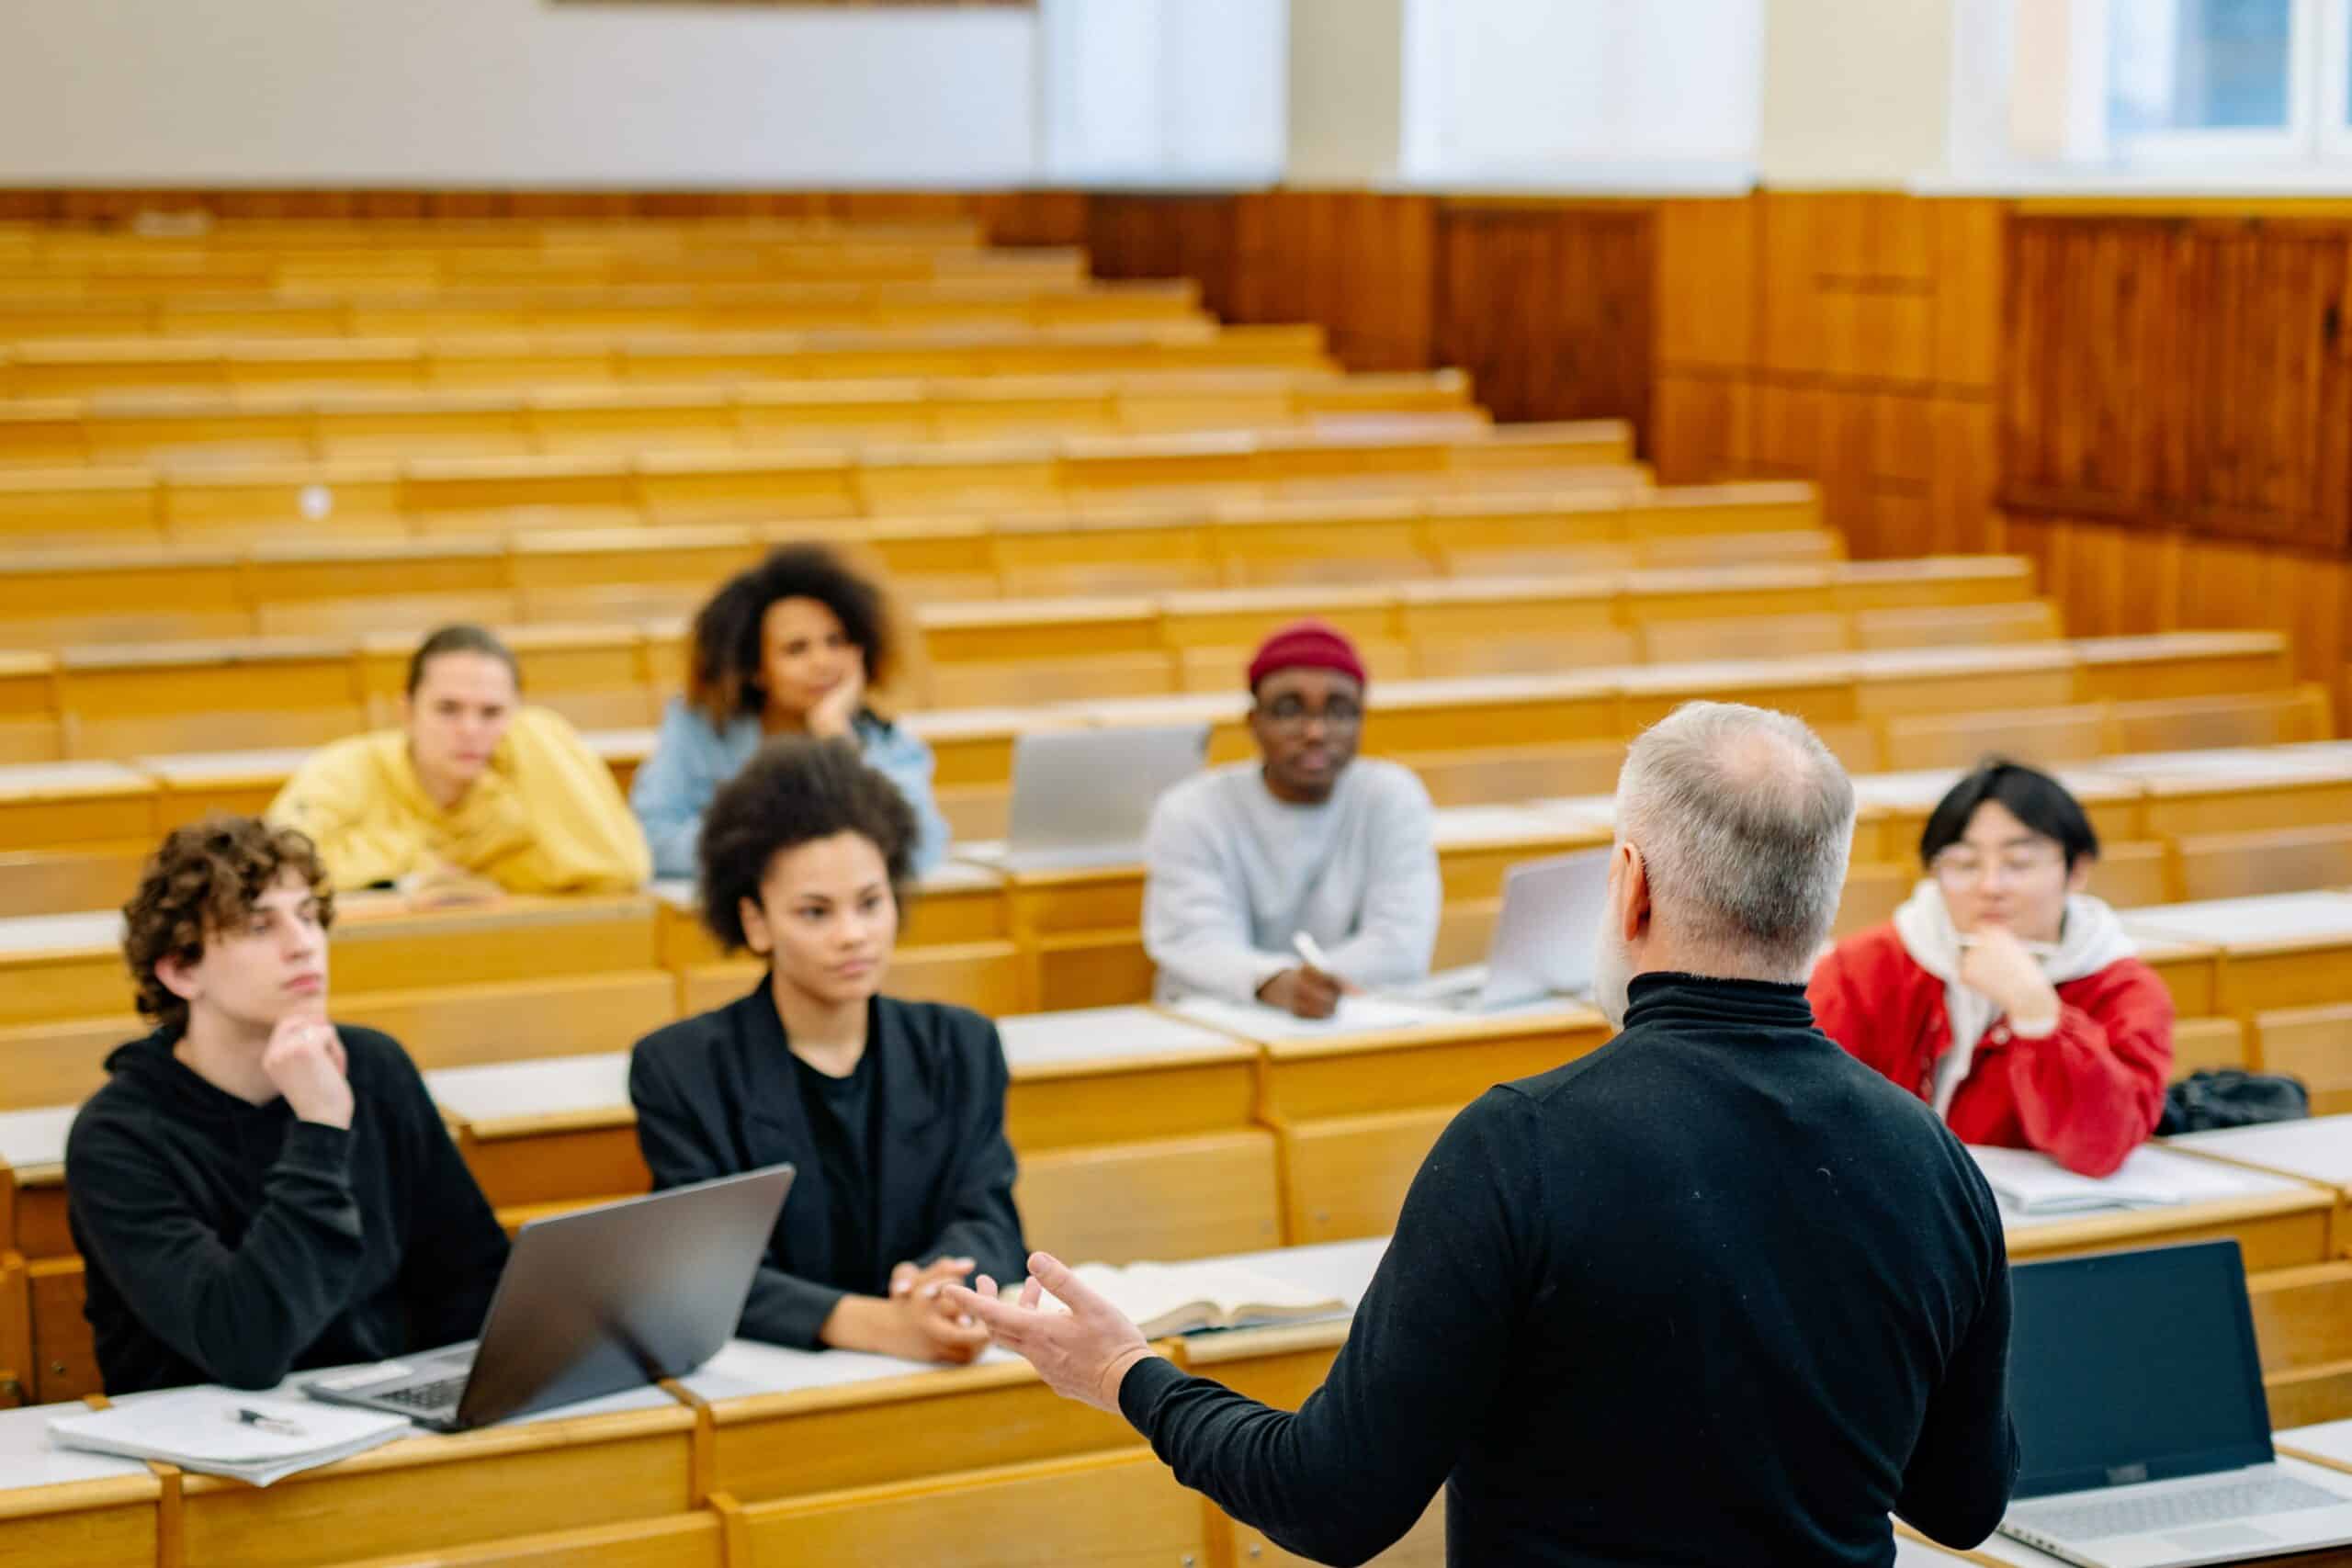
[369,1375,469,1416]
[2015,1473,2346,1541]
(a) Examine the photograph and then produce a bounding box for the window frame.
[2102,0,2323,168]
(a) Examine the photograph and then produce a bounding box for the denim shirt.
[629,697,950,880]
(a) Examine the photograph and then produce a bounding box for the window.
[1951,0,2352,178]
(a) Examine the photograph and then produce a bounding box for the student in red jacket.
[1809,760,2173,1177]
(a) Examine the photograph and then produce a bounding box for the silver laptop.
[1402,849,1610,1012]
[304,1165,792,1432]
[1001,723,1210,870]
[2000,1240,2352,1567]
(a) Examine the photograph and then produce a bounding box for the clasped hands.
[820,1255,992,1364]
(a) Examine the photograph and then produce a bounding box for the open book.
[1053,1260,1349,1337]
[48,1389,411,1487]
[1967,1145,2188,1216]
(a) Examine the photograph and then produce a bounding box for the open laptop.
[304,1165,793,1432]
[998,722,1210,870]
[1400,849,1610,1012]
[2000,1239,2352,1567]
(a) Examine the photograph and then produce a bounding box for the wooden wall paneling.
[1930,199,2007,391]
[1758,191,1828,378]
[1929,398,2002,556]
[1649,375,1754,485]
[1655,198,1758,370]
[1430,200,1655,441]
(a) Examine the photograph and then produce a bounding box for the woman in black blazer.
[629,738,1026,1362]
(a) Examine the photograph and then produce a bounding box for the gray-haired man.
[952,701,2018,1567]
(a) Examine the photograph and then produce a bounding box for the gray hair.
[1614,701,1856,979]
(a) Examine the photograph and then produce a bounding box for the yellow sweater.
[266,706,651,895]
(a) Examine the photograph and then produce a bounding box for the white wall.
[1035,0,1288,186]
[1398,0,1764,188]
[1758,0,1956,185]
[0,0,1037,187]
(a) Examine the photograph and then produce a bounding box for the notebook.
[48,1389,410,1487]
[1052,1259,1349,1336]
[1969,1145,2188,1216]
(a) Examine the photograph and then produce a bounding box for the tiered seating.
[0,214,2346,1565]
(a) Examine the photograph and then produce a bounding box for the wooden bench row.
[0,419,1629,550]
[10,1116,2352,1568]
[2,746,2347,1052]
[0,243,1087,299]
[0,481,1827,648]
[6,987,2352,1420]
[0,320,1330,400]
[0,365,1470,470]
[0,276,1204,344]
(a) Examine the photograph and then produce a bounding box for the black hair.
[406,624,520,697]
[1918,758,2100,871]
[685,543,894,727]
[696,737,919,953]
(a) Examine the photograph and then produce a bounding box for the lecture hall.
[6,1,2352,1564]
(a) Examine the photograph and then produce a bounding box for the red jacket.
[1807,924,2175,1178]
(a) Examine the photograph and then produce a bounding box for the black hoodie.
[65,1022,511,1394]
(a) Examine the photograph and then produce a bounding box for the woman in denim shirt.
[632,544,949,879]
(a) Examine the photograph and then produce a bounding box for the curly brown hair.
[699,738,918,953]
[121,816,335,1029]
[684,543,896,728]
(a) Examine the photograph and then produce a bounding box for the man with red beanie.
[1141,619,1438,1018]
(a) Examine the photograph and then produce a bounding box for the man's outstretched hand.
[944,1252,1160,1416]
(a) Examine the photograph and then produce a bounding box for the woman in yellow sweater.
[267,625,650,896]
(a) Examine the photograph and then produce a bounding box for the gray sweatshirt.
[1142,758,1441,1003]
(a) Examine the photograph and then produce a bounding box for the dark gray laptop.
[2001,1240,2352,1567]
[303,1165,792,1432]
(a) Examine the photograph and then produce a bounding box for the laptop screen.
[2009,1240,2275,1499]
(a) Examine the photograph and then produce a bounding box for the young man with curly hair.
[66,816,510,1394]
[628,738,1024,1362]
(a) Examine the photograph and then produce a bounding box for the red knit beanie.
[1247,618,1369,692]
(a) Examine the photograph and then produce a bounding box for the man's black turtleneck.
[1117,972,2019,1567]
[66,1022,511,1394]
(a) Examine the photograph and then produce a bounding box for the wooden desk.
[1992,1145,2337,1275]
[2100,747,2352,839]
[113,1375,695,1568]
[1001,1005,1278,1263]
[2167,1117,2352,1425]
[2,1107,89,1402]
[133,747,315,829]
[1182,998,1611,1245]
[425,1052,646,1217]
[1156,1237,1443,1565]
[0,1399,164,1568]
[678,1340,1140,1507]
[2125,894,2352,1023]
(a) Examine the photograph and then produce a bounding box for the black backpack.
[2156,1069,2311,1136]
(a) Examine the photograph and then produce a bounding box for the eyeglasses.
[1259,696,1363,730]
[1929,846,2064,886]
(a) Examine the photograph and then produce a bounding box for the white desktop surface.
[1978,1143,2311,1231]
[4,1400,155,1493]
[998,1006,1240,1071]
[2124,892,2352,949]
[679,1338,1023,1404]
[0,1103,77,1171]
[423,1054,632,1124]
[2167,1116,2352,1189]
[108,1362,682,1428]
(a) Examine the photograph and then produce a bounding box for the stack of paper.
[48,1389,411,1486]
[1967,1145,2187,1216]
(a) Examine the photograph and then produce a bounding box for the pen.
[227,1406,308,1439]
[1291,931,1336,973]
